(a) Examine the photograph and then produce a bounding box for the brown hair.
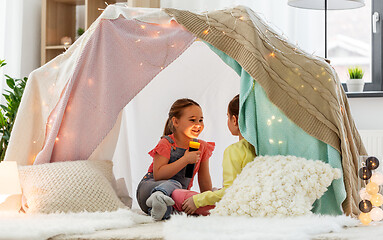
[228,94,239,118]
[163,98,201,136]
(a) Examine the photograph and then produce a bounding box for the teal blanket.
[206,43,346,215]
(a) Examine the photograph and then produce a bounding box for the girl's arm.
[153,151,200,181]
[182,159,212,215]
[197,159,212,192]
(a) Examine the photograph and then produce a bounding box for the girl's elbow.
[153,172,163,181]
[153,173,159,181]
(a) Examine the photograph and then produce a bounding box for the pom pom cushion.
[18,160,126,214]
[211,155,341,217]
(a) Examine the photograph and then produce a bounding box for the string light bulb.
[359,167,372,180]
[370,193,383,207]
[366,156,380,170]
[359,212,372,225]
[366,182,379,195]
[359,199,372,213]
[371,172,383,185]
[359,188,371,200]
[370,207,383,221]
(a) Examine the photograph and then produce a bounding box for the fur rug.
[0,209,153,240]
[163,214,359,240]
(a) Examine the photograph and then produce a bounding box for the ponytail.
[162,98,200,137]
[163,117,173,136]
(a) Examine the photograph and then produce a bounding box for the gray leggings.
[136,172,182,214]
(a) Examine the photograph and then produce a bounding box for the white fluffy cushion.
[18,160,126,214]
[211,155,341,217]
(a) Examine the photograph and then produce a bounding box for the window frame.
[343,0,383,92]
[368,0,383,91]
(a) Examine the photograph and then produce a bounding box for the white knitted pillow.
[18,160,126,214]
[211,155,341,217]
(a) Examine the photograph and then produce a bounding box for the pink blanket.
[34,16,195,164]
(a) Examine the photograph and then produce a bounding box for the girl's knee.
[171,189,198,211]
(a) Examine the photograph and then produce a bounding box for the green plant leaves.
[347,66,364,79]
[0,60,27,162]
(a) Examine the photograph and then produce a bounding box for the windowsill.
[346,91,383,98]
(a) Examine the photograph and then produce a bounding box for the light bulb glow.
[360,188,372,200]
[366,182,380,195]
[370,207,383,221]
[371,193,383,207]
[359,212,372,225]
[371,172,383,185]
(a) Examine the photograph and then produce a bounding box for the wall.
[349,98,383,130]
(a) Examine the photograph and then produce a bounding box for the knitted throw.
[164,6,367,216]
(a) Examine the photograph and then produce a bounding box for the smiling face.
[172,105,204,139]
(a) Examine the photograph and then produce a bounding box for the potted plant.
[346,66,364,92]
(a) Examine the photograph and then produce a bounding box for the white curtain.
[0,0,40,83]
[0,0,5,97]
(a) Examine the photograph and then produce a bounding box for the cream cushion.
[18,160,126,214]
[211,155,341,217]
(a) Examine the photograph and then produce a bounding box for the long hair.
[228,94,239,118]
[163,98,200,136]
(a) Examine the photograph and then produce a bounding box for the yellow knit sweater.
[193,139,256,208]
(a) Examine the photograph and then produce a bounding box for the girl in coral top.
[136,98,215,220]
[172,94,256,215]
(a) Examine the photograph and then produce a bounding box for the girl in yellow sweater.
[172,94,256,215]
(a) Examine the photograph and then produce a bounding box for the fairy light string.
[45,4,345,152]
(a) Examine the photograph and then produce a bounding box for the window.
[369,0,383,91]
[329,0,383,92]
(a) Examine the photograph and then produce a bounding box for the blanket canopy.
[5,4,366,216]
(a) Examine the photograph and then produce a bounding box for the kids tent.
[5,4,366,216]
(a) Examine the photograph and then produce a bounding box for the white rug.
[163,214,359,240]
[0,208,153,240]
